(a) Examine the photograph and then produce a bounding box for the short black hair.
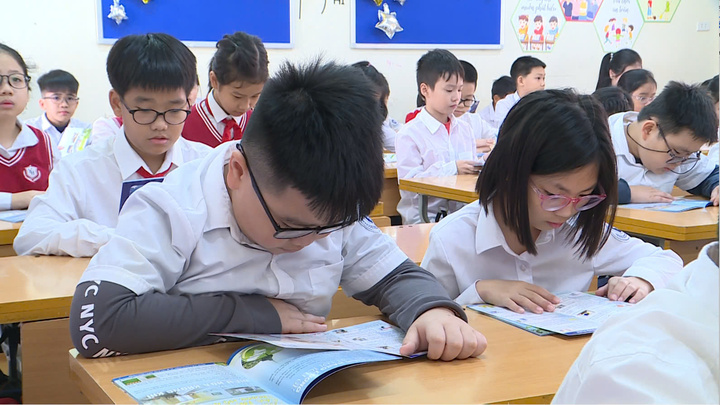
[107,33,197,98]
[210,31,268,89]
[352,61,390,119]
[638,81,718,143]
[459,60,477,87]
[595,49,642,90]
[509,56,546,82]
[416,49,464,93]
[491,75,516,100]
[701,75,719,104]
[477,89,617,259]
[592,86,633,116]
[242,59,384,225]
[0,43,30,86]
[616,68,656,94]
[37,69,79,94]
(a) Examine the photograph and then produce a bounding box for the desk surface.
[0,220,21,245]
[379,223,434,264]
[0,256,89,323]
[398,175,478,203]
[70,311,589,404]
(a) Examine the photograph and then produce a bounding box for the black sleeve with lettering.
[69,281,282,358]
[352,259,467,331]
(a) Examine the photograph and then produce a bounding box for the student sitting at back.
[591,86,633,116]
[455,60,497,154]
[183,31,268,147]
[616,68,657,112]
[610,81,719,205]
[351,61,399,152]
[69,59,487,360]
[0,44,57,211]
[493,56,546,128]
[702,75,719,165]
[477,75,515,129]
[14,33,210,257]
[595,49,642,90]
[395,49,476,224]
[25,69,91,157]
[422,90,682,310]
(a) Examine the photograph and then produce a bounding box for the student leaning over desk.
[422,89,682,313]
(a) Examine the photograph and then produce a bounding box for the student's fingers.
[520,291,556,313]
[615,283,637,303]
[526,284,561,305]
[438,324,464,361]
[454,324,485,360]
[627,286,648,303]
[650,193,674,203]
[399,326,422,357]
[502,297,526,314]
[510,294,543,314]
[297,319,328,333]
[423,324,448,360]
[595,284,609,297]
[605,277,629,301]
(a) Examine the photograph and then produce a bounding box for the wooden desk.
[398,175,478,222]
[70,311,589,404]
[382,163,400,217]
[379,223,435,265]
[0,220,21,257]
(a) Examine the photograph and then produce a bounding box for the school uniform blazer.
[492,92,521,129]
[458,111,499,141]
[182,91,250,148]
[395,108,476,224]
[609,111,718,194]
[421,201,683,306]
[25,114,91,158]
[553,242,719,403]
[13,131,210,257]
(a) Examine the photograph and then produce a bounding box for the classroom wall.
[2,0,717,125]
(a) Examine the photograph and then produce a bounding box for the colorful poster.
[512,0,566,52]
[593,0,644,52]
[637,0,681,22]
[558,0,604,22]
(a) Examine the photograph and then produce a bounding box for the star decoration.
[108,0,128,25]
[375,3,403,39]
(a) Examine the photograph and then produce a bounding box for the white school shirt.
[458,112,498,141]
[492,92,521,129]
[13,130,210,257]
[79,141,409,317]
[0,120,60,210]
[609,112,716,193]
[90,116,123,146]
[477,104,499,129]
[395,108,475,224]
[382,118,399,153]
[553,242,719,404]
[24,114,91,158]
[421,201,683,306]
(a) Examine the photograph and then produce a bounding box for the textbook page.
[469,292,633,336]
[0,210,26,223]
[620,198,711,212]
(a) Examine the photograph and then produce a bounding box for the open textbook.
[620,198,712,212]
[0,209,26,223]
[114,320,412,404]
[469,292,634,336]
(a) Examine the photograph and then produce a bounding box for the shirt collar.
[40,114,56,132]
[207,90,242,124]
[1,119,39,153]
[113,128,185,180]
[474,202,557,256]
[610,111,638,161]
[417,107,457,135]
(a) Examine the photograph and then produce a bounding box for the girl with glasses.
[616,68,657,112]
[422,89,682,314]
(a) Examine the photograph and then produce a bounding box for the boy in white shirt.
[455,61,498,155]
[477,75,515,129]
[493,56,546,128]
[68,59,487,360]
[24,70,91,157]
[395,49,476,224]
[14,34,210,257]
[610,81,719,205]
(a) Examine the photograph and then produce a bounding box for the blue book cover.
[119,178,164,212]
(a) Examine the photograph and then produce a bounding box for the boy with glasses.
[454,61,498,156]
[68,59,487,361]
[14,34,210,257]
[25,70,91,157]
[609,81,719,205]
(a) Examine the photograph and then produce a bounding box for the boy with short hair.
[610,81,719,205]
[69,59,487,360]
[395,49,476,224]
[14,33,210,257]
[454,60,498,154]
[477,76,515,128]
[493,56,546,127]
[24,69,91,157]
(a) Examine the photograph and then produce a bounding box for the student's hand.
[475,280,560,314]
[400,307,487,361]
[596,276,653,303]
[267,298,328,334]
[629,185,674,203]
[475,139,494,154]
[711,186,719,206]
[456,160,478,175]
[10,190,44,210]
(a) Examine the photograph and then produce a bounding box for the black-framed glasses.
[459,96,477,108]
[531,183,606,212]
[0,73,29,89]
[42,95,79,105]
[625,123,701,174]
[119,98,191,125]
[237,143,354,239]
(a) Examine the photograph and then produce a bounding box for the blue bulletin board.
[98,0,294,48]
[352,0,503,49]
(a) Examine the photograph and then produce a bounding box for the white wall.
[2,0,717,124]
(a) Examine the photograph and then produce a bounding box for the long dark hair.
[595,49,642,90]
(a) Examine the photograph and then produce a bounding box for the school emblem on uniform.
[359,216,380,233]
[611,227,630,242]
[23,165,41,183]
